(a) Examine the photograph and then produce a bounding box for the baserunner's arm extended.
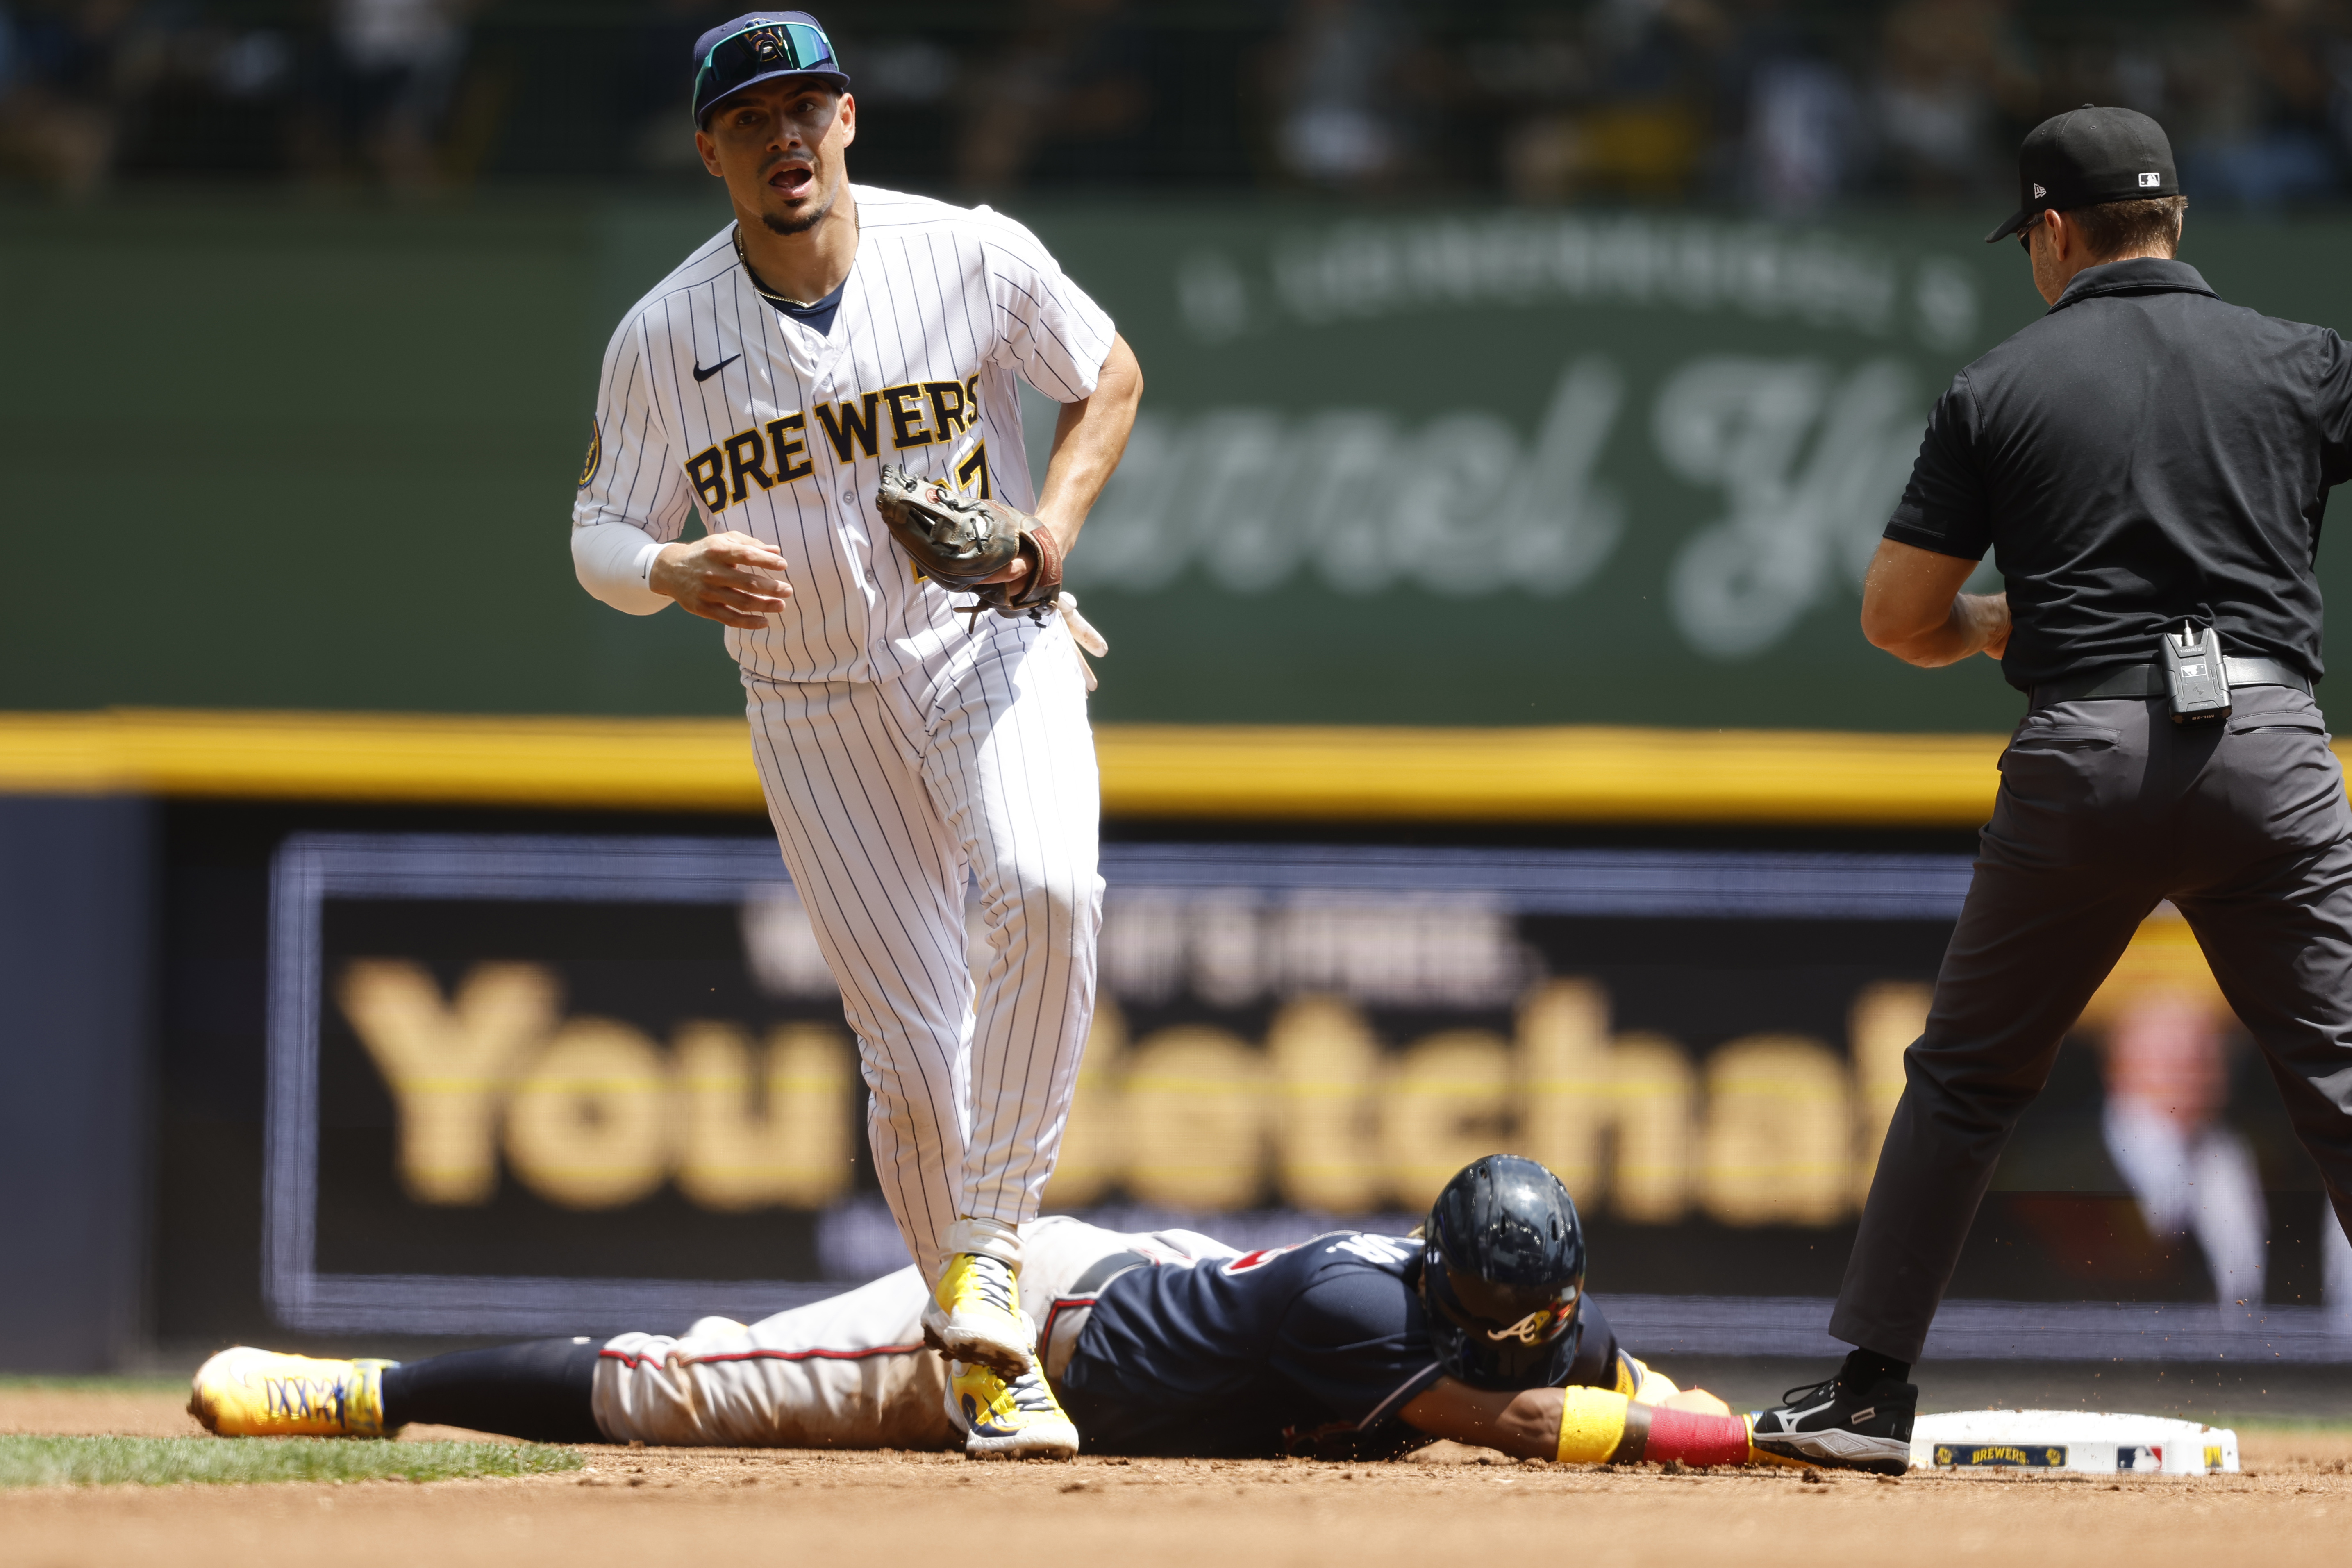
[1400,1376,1758,1466]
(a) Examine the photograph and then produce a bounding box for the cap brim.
[698,68,852,125]
[1984,207,2033,243]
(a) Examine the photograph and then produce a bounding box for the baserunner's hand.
[651,532,792,628]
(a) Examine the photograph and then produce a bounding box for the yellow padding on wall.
[0,710,766,810]
[0,709,2025,824]
[30,708,2352,826]
[1555,1386,1633,1464]
[1093,723,2011,825]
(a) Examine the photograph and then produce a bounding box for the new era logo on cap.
[1986,105,2179,243]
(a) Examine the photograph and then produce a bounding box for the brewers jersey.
[572,183,1118,683]
[1056,1232,1638,1460]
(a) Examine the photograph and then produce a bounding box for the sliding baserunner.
[191,1158,1761,1466]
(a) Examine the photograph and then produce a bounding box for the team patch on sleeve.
[578,420,602,489]
[1221,1245,1301,1275]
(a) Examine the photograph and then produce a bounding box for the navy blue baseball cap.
[692,13,849,127]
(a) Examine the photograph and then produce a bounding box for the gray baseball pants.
[1831,683,2352,1363]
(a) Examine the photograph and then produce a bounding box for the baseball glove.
[875,465,1064,619]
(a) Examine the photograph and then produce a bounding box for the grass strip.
[0,1374,189,1393]
[0,1435,583,1487]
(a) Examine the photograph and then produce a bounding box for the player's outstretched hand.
[651,532,793,628]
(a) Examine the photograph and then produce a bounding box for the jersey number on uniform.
[904,443,995,584]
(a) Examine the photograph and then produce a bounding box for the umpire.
[1751,105,2352,1475]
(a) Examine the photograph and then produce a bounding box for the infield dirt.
[3,1384,2348,1568]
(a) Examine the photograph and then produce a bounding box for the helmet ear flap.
[1417,1242,1473,1384]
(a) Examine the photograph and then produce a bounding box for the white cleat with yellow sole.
[920,1252,1035,1379]
[945,1359,1080,1460]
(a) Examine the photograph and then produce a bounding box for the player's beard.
[763,174,840,237]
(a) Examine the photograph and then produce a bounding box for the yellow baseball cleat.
[188,1347,395,1438]
[946,1359,1079,1460]
[920,1251,1034,1378]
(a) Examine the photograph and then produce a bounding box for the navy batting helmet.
[1419,1154,1588,1390]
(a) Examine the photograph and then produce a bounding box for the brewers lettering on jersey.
[568,11,1144,1458]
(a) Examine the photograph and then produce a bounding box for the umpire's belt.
[2032,656,2311,707]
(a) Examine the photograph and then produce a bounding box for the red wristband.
[1642,1406,1752,1468]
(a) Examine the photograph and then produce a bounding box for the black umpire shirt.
[1886,257,2352,691]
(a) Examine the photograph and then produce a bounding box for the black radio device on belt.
[2161,622,2231,723]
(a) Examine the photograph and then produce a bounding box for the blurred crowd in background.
[5,0,2352,212]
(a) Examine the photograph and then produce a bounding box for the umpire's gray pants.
[1831,684,2352,1363]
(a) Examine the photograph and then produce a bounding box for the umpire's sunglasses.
[2016,209,2045,252]
[693,21,839,123]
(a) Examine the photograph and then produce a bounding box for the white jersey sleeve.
[572,520,667,615]
[975,210,1118,404]
[572,310,699,605]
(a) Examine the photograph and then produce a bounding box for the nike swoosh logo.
[693,354,741,382]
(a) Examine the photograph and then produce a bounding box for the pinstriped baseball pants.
[744,612,1102,1286]
[591,1218,1240,1447]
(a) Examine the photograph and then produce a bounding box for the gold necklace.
[733,227,820,309]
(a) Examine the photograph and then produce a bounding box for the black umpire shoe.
[1749,1374,1917,1475]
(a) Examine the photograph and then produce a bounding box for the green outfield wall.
[6,194,2349,730]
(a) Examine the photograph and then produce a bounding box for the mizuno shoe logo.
[693,354,741,382]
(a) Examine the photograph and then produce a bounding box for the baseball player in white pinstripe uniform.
[568,11,1143,1458]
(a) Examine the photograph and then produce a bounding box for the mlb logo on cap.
[1986,105,2180,243]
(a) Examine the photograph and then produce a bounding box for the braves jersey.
[1055,1232,1632,1460]
[572,184,1117,684]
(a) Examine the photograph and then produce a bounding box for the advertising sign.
[15,201,2347,727]
[263,830,2352,1360]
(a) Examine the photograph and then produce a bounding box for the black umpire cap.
[1986,105,2179,243]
